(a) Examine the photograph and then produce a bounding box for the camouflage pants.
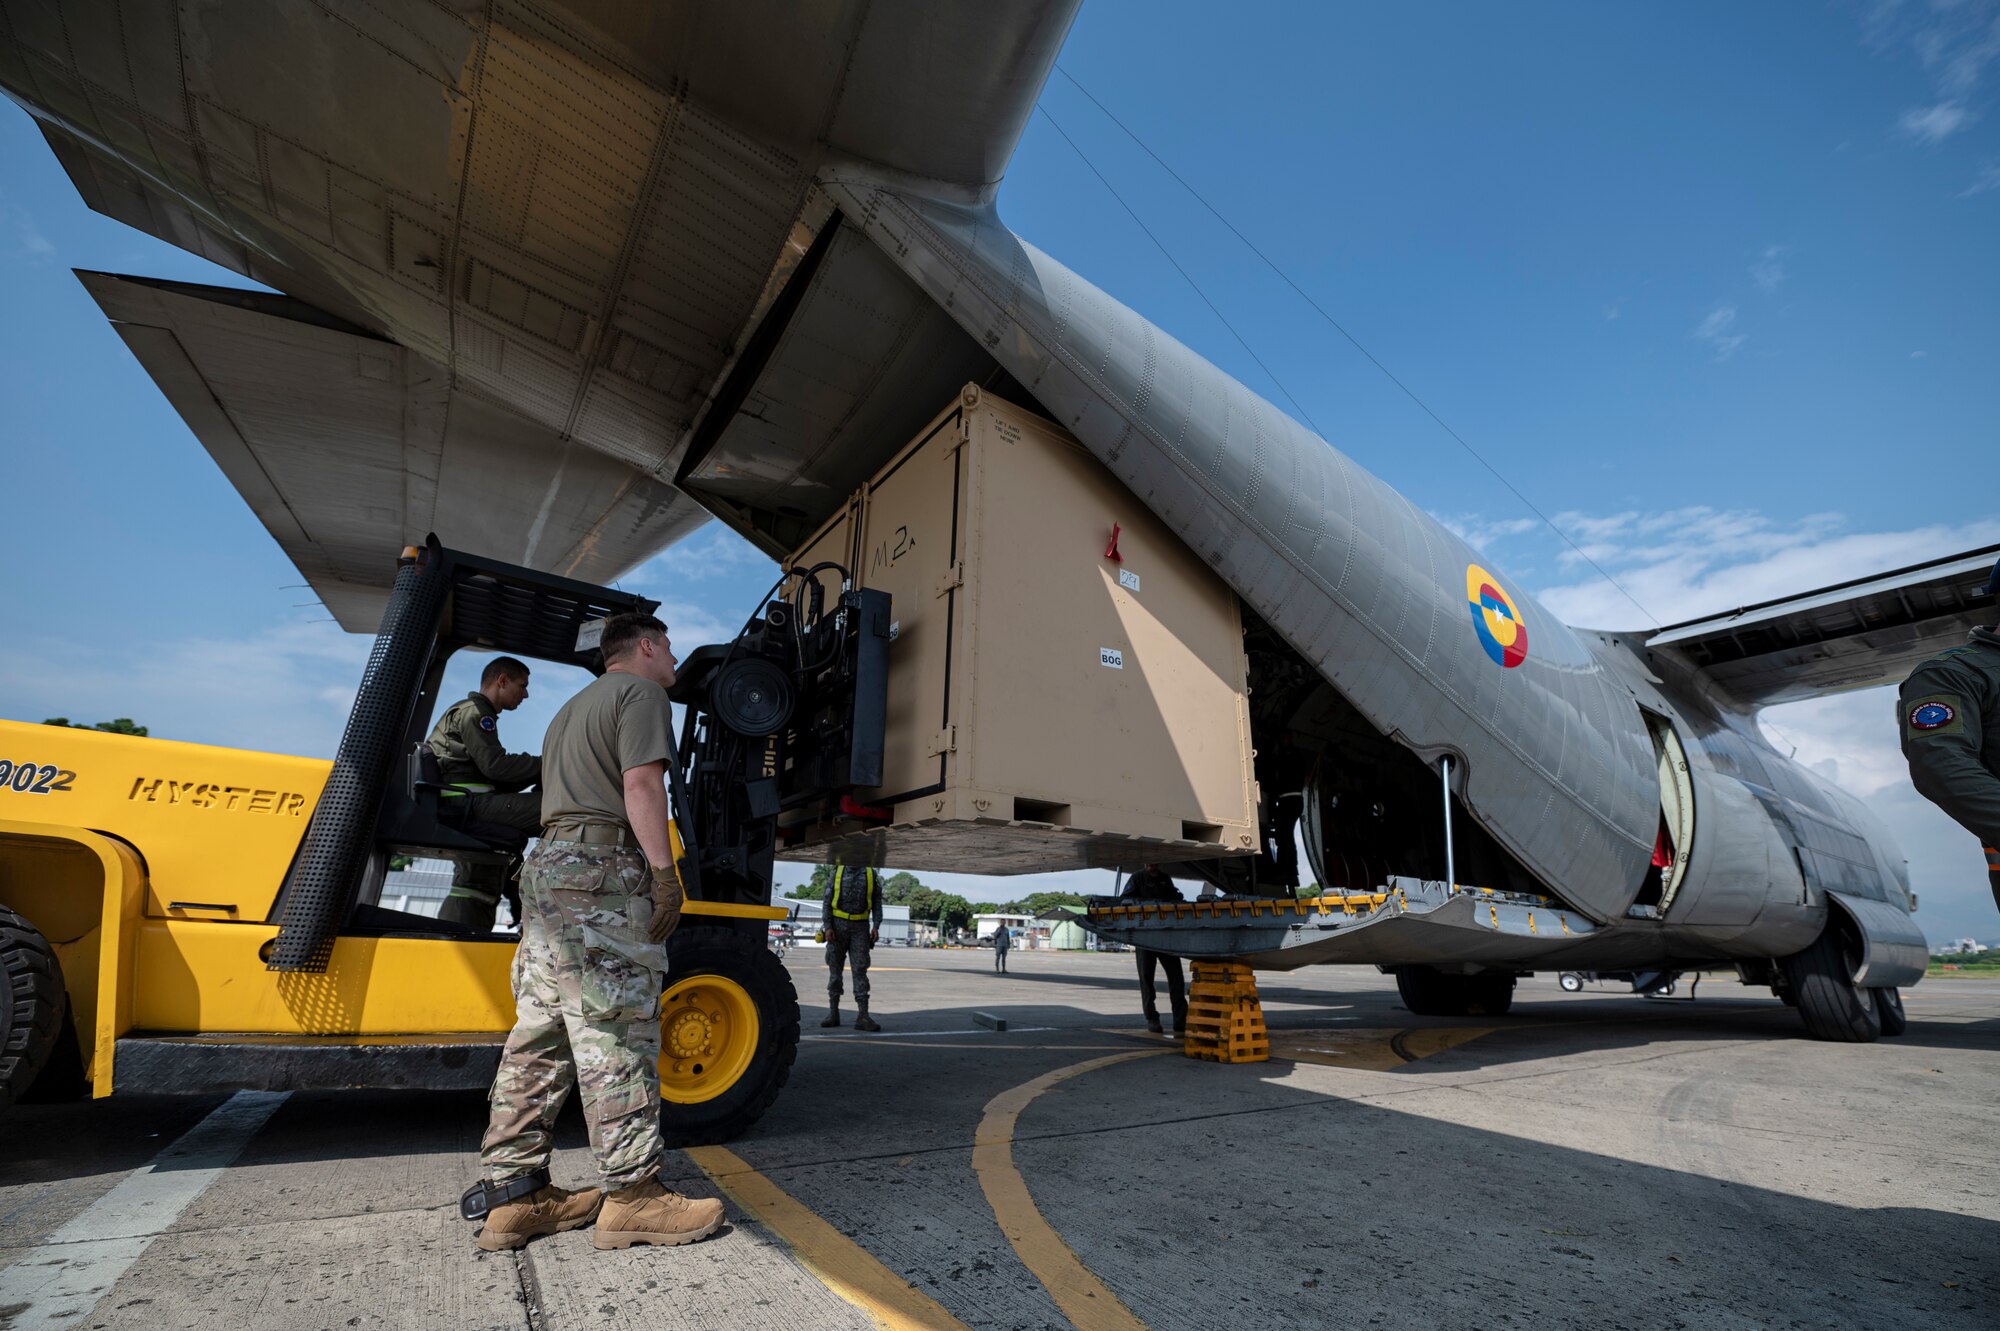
[481,840,668,1188]
[826,918,872,1006]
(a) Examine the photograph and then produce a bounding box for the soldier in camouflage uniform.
[468,613,725,1253]
[428,657,542,929]
[821,865,883,1032]
[1901,558,2000,917]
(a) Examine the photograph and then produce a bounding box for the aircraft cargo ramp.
[1077,887,1720,973]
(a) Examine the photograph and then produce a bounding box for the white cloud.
[1748,244,1789,292]
[632,521,773,584]
[1437,513,1538,552]
[1866,0,2000,143]
[1911,348,1929,358]
[1693,304,1746,360]
[1900,99,1974,142]
[1532,509,1997,627]
[1960,160,2000,195]
[0,618,369,758]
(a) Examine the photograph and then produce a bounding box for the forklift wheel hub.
[658,974,759,1103]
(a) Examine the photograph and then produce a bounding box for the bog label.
[1099,647,1124,669]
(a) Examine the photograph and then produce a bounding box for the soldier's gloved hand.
[647,864,683,944]
[869,928,879,945]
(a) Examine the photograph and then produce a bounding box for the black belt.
[545,823,636,847]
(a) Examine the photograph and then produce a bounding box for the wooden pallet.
[1182,962,1269,1064]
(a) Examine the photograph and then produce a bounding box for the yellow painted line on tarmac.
[687,1145,972,1331]
[974,1050,1170,1331]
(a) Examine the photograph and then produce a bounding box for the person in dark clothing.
[1901,559,2000,916]
[992,923,1012,973]
[1121,865,1187,1034]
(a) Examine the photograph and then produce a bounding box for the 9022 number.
[0,759,76,794]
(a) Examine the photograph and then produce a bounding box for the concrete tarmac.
[2,950,1994,1330]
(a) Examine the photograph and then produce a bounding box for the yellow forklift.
[0,538,889,1144]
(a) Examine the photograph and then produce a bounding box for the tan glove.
[647,864,684,944]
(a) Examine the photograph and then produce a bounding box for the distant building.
[974,912,1045,947]
[1942,938,1988,955]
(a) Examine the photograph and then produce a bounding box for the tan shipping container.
[779,385,1258,873]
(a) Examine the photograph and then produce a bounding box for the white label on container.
[1118,568,1141,593]
[888,619,901,641]
[1099,647,1125,669]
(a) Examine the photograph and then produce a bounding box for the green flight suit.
[1899,626,2000,913]
[428,692,543,928]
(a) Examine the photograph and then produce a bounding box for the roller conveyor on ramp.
[1080,886,1611,971]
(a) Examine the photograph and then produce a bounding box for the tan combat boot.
[593,1179,726,1250]
[475,1183,604,1251]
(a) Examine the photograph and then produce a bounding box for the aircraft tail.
[1644,545,1997,708]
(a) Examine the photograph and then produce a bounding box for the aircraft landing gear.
[1394,966,1515,1017]
[1557,971,1585,993]
[1780,923,1881,1043]
[1873,986,1908,1037]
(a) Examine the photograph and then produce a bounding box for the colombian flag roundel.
[1466,564,1527,669]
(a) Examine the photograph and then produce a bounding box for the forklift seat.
[391,743,532,857]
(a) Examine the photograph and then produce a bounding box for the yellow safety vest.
[828,866,878,921]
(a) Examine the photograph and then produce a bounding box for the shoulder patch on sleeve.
[478,715,497,733]
[1905,695,1964,737]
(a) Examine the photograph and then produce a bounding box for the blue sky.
[1,2,1995,936]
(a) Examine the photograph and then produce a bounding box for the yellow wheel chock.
[1182,961,1269,1064]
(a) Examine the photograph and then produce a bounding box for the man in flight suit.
[467,612,726,1253]
[429,657,542,928]
[821,865,883,1031]
[1901,559,2000,916]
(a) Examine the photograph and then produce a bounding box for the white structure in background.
[382,859,454,917]
[1942,938,1987,955]
[974,913,1048,948]
[382,857,518,932]
[774,894,913,946]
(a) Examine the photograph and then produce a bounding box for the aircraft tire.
[1395,967,1514,1017]
[1873,987,1908,1037]
[1558,972,1585,993]
[1781,924,1881,1043]
[1,905,67,1111]
[655,925,800,1148]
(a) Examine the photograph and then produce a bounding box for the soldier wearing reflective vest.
[821,864,884,1031]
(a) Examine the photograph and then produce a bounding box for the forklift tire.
[1,905,67,1110]
[1781,922,1881,1043]
[656,925,799,1148]
[1873,987,1908,1037]
[1395,966,1515,1018]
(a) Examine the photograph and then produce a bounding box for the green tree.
[1012,890,1086,915]
[785,865,837,900]
[905,886,973,936]
[880,871,926,905]
[43,717,148,736]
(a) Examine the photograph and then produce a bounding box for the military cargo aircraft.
[2,0,1980,1046]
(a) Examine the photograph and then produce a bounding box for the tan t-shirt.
[538,671,673,829]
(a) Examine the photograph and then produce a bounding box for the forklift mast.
[267,537,888,974]
[670,571,892,908]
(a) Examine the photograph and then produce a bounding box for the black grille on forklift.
[267,551,447,972]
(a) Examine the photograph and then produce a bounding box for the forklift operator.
[430,657,543,928]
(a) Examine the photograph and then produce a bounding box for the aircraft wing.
[1645,545,1999,707]
[6,0,1080,620]
[81,271,706,630]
